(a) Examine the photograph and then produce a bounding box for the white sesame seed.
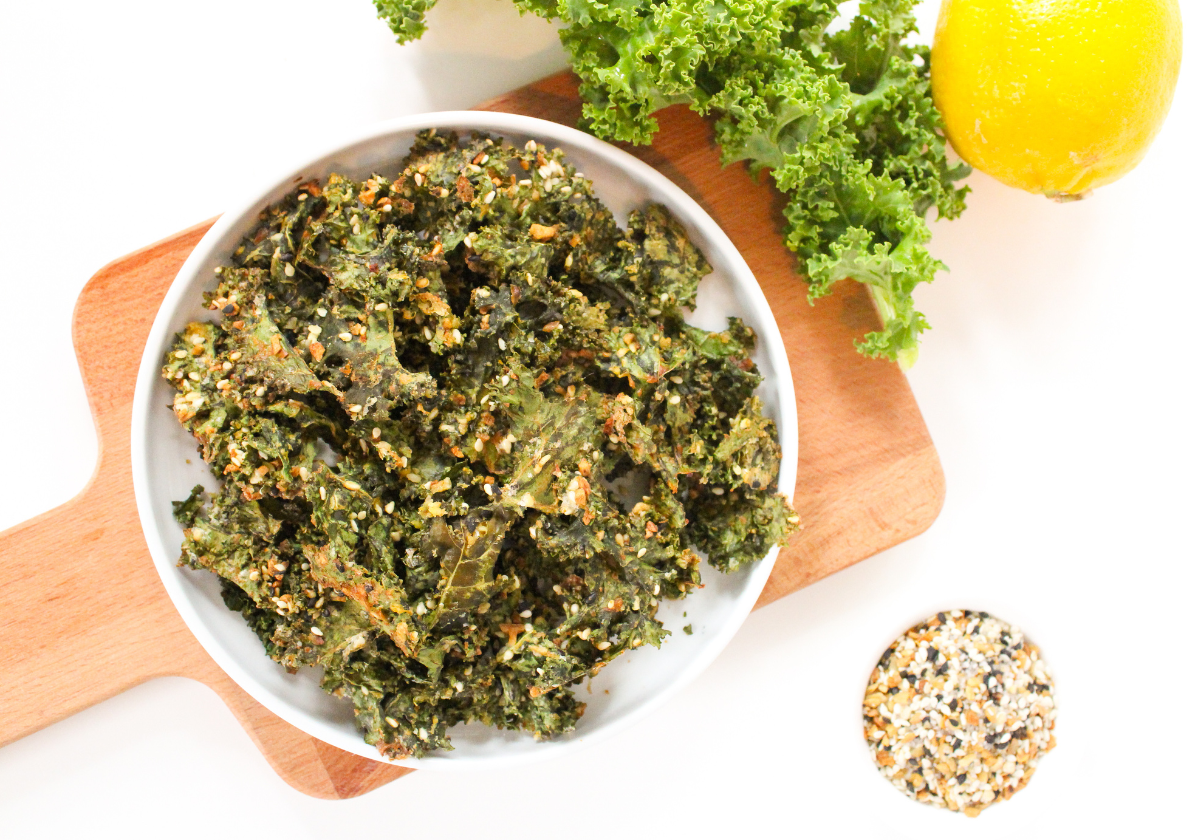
[311,626,323,636]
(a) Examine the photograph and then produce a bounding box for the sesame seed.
[386,717,399,728]
[339,332,352,341]
[316,307,327,317]
[668,394,681,405]
[484,191,496,204]
[311,626,323,636]
[474,438,484,452]
[498,338,507,350]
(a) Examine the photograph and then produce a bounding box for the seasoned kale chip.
[164,130,798,758]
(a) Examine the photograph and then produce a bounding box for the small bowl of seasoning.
[863,610,1057,817]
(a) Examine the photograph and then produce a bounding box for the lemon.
[931,0,1183,198]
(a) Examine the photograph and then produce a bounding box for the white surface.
[130,111,797,769]
[0,0,1195,835]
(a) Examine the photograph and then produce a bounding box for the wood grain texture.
[0,70,941,798]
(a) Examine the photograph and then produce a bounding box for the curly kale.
[374,0,969,366]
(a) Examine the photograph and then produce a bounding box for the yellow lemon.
[931,0,1183,198]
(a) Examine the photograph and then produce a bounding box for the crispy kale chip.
[165,131,797,758]
[374,0,970,367]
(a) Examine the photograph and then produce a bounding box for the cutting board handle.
[0,479,176,745]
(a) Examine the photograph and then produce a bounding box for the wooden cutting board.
[0,71,943,799]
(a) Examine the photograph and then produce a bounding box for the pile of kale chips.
[375,0,970,368]
[166,131,796,758]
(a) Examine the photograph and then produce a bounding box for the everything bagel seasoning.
[863,610,1057,817]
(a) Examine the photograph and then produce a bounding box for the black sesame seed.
[956,773,967,784]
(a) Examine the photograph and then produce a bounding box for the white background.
[0,1,1194,836]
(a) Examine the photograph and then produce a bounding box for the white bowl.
[131,111,797,770]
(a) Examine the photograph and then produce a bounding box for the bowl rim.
[131,110,797,770]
